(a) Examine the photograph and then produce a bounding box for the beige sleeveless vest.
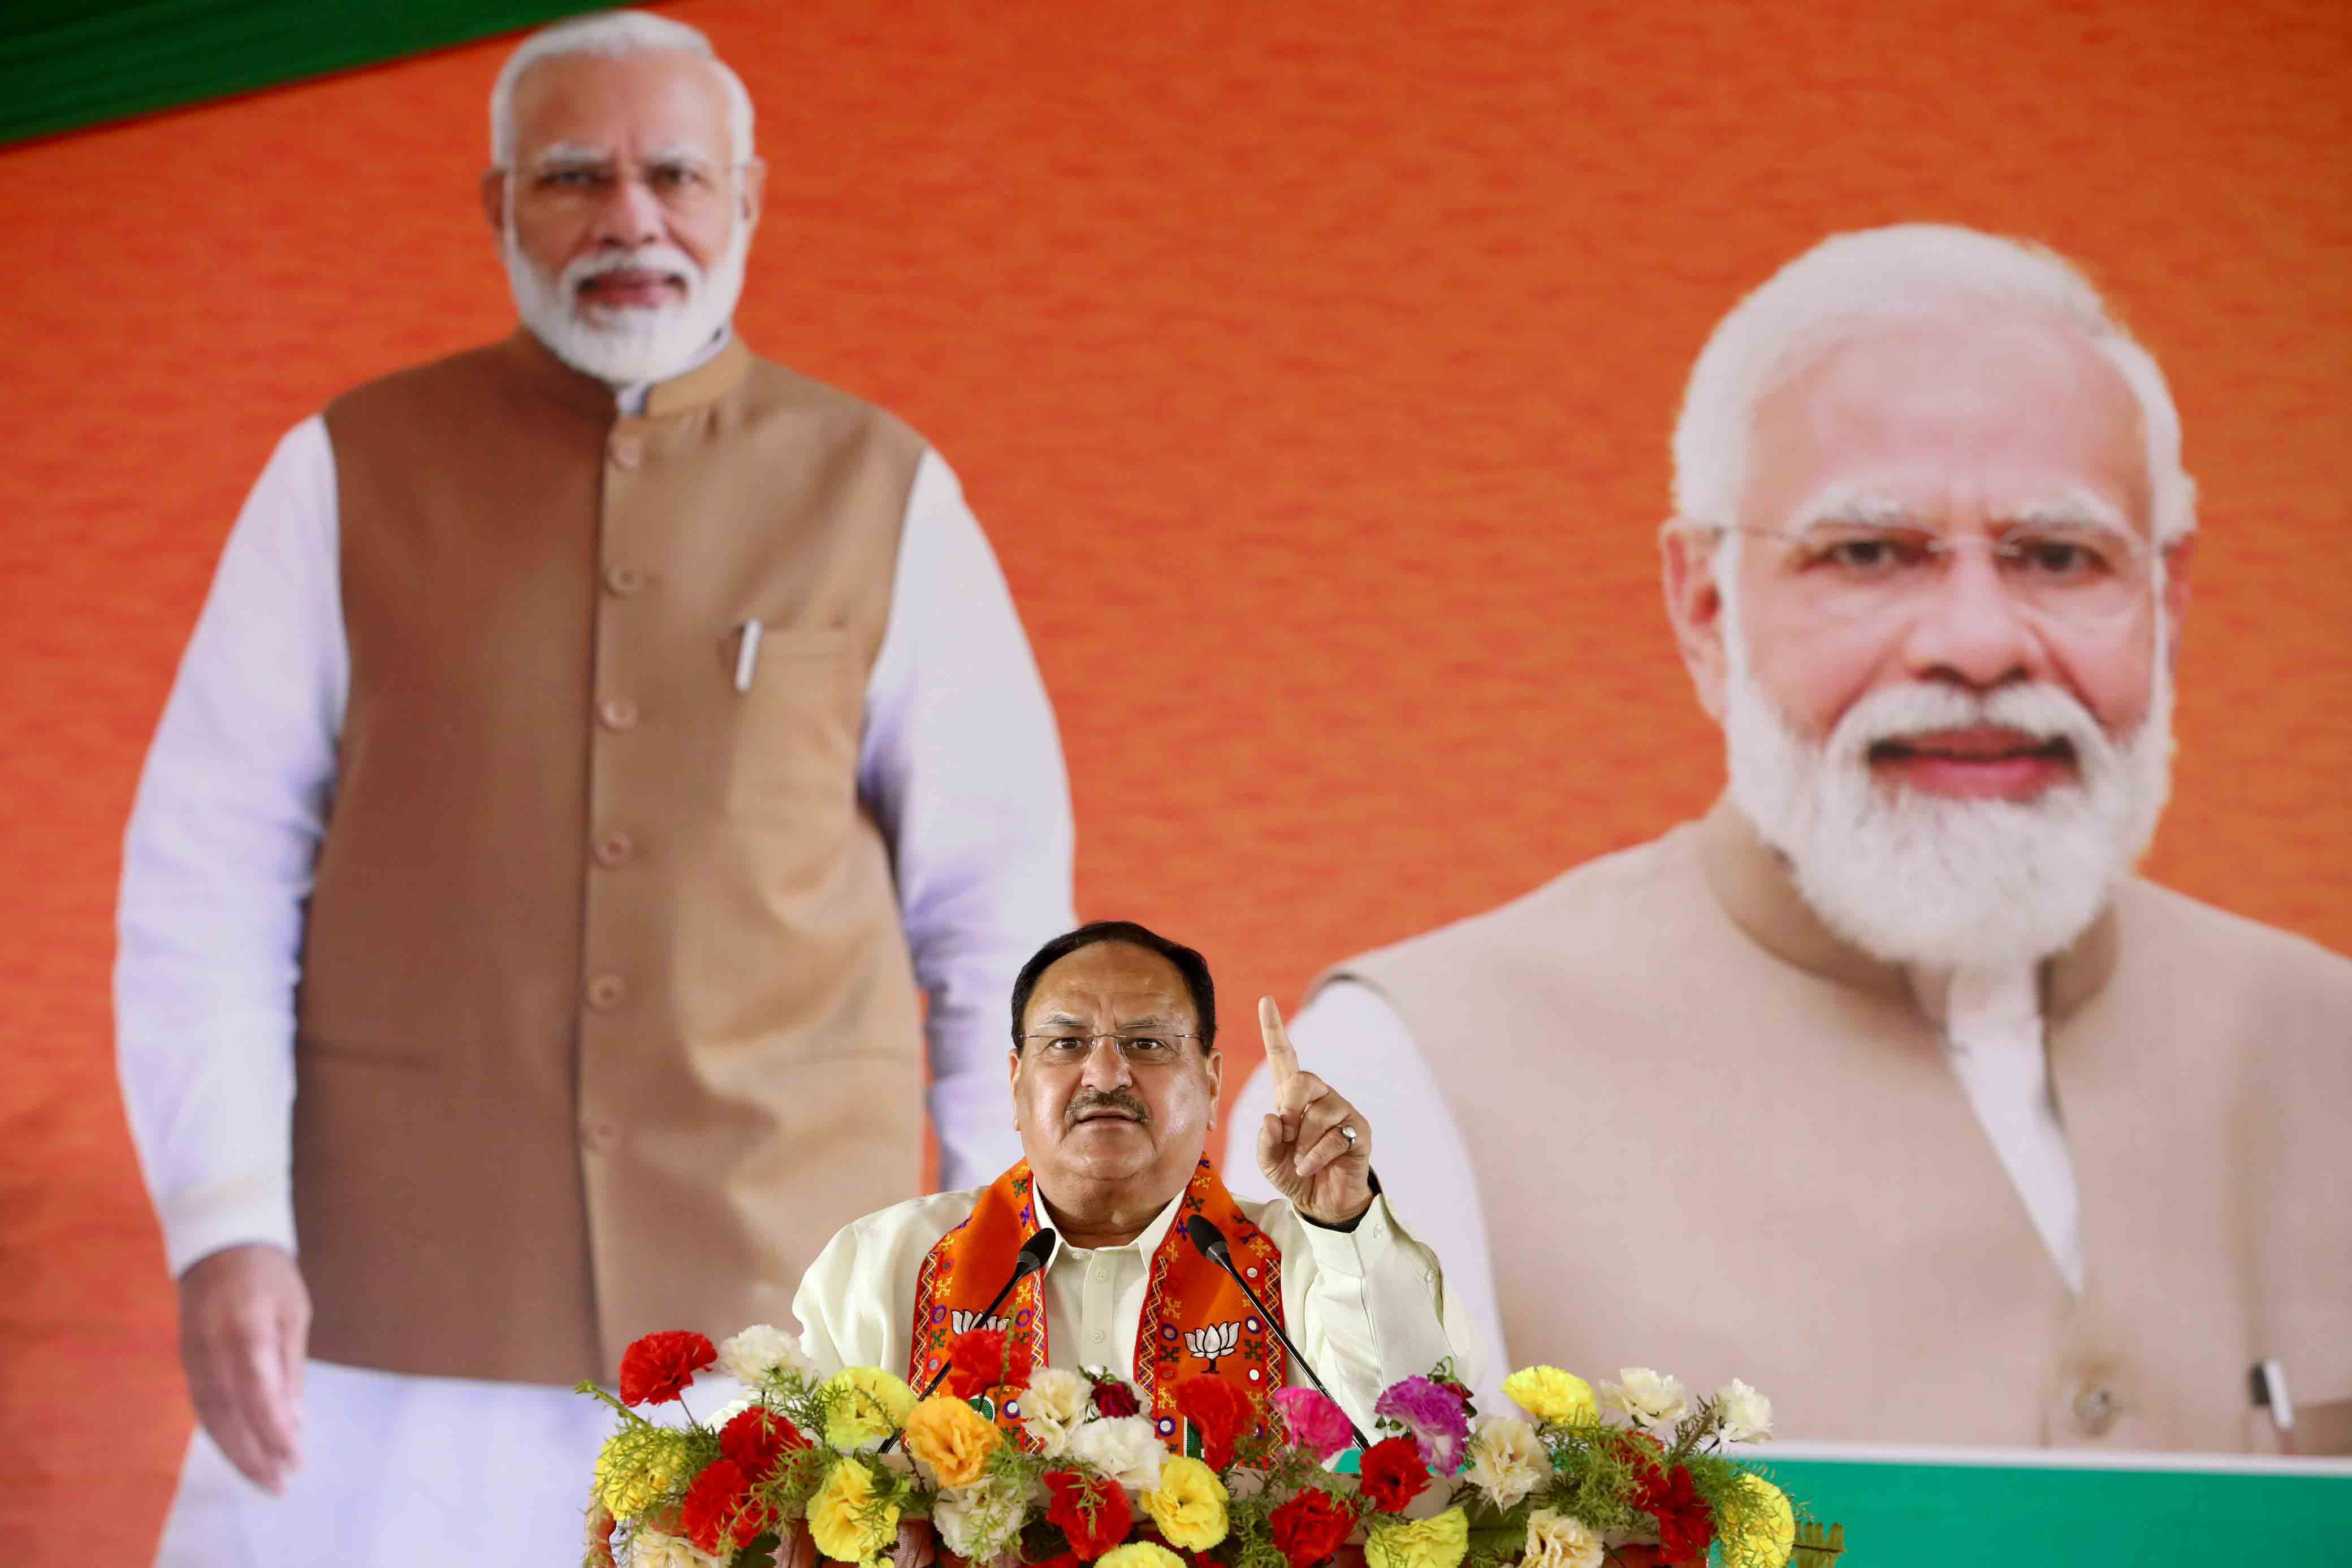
[1334,799,2352,1453]
[296,332,926,1385]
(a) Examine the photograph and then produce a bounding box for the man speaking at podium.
[792,921,1479,1430]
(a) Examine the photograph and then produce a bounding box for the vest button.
[2070,1384,2118,1437]
[599,697,639,731]
[585,974,627,1011]
[609,436,643,470]
[604,564,644,596]
[595,831,635,868]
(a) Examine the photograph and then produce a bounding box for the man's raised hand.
[1253,996,1374,1225]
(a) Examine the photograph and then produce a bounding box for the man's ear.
[478,168,508,235]
[1661,519,1730,723]
[737,156,768,230]
[1203,1048,1223,1127]
[2160,532,2195,668]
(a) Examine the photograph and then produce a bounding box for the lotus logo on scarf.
[952,1310,1012,1335]
[1184,1320,1241,1370]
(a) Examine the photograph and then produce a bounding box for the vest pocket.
[724,628,864,834]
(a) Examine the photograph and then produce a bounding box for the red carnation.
[1174,1375,1255,1469]
[1269,1487,1357,1568]
[1355,1436,1428,1513]
[947,1327,1032,1400]
[619,1331,717,1407]
[679,1459,770,1556]
[1632,1461,1715,1566]
[719,1404,807,1481]
[1044,1468,1132,1561]
[1091,1375,1142,1420]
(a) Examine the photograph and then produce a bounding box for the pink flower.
[1374,1376,1472,1473]
[1274,1387,1356,1460]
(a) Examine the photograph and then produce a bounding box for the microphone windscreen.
[1184,1214,1231,1264]
[1015,1228,1059,1278]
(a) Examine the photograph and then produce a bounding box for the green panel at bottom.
[1758,1457,2350,1566]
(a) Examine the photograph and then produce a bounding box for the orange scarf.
[909,1158,1285,1450]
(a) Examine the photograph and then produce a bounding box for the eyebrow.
[528,144,613,174]
[2007,490,2131,534]
[1785,487,1916,535]
[1784,486,2133,538]
[1026,1012,1190,1033]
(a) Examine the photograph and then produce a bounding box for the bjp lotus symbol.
[1184,1320,1240,1370]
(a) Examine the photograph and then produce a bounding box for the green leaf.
[732,1532,782,1568]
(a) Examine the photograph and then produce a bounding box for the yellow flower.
[590,1424,693,1520]
[903,1393,1003,1487]
[1365,1508,1469,1568]
[1141,1455,1229,1551]
[1099,1545,1186,1568]
[1717,1474,1796,1568]
[824,1366,920,1448]
[1502,1365,1598,1426]
[808,1457,902,1564]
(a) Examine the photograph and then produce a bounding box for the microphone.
[1184,1214,1371,1450]
[879,1228,1058,1452]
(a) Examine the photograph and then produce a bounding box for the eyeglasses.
[1699,521,2156,628]
[1018,1032,1201,1067]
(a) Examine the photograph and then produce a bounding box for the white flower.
[1522,1510,1604,1568]
[627,1528,726,1568]
[1020,1367,1091,1456]
[1064,1414,1164,1491]
[717,1324,814,1389]
[1462,1415,1547,1509]
[1601,1367,1689,1429]
[1714,1378,1773,1443]
[699,1394,754,1432]
[933,1478,1027,1562]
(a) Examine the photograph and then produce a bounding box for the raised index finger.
[1259,996,1300,1085]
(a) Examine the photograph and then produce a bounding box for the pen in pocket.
[734,619,763,693]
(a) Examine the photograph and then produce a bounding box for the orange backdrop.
[4,0,2347,1552]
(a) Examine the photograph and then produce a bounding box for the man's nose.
[591,173,664,248]
[1078,1037,1134,1090]
[1899,541,2048,690]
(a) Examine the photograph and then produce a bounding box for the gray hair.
[1672,223,2196,548]
[488,8,755,167]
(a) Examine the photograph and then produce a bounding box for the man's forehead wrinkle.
[508,52,732,162]
[1749,323,2151,535]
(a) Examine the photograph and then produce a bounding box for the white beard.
[1720,587,2174,972]
[502,215,750,386]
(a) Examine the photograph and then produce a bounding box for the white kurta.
[123,381,1076,1564]
[792,1179,1483,1432]
[1227,964,2087,1402]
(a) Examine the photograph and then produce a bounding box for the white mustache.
[1825,680,2113,778]
[561,244,702,300]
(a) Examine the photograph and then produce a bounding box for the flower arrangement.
[578,1328,1840,1568]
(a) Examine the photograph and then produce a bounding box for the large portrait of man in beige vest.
[1230,224,2351,1457]
[113,11,1075,1563]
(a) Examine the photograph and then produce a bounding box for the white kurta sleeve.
[1269,1192,1483,1432]
[858,449,1075,1193]
[1230,980,1510,1407]
[115,416,345,1277]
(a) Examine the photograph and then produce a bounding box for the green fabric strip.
[1,1,607,148]
[1767,1456,2347,1563]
